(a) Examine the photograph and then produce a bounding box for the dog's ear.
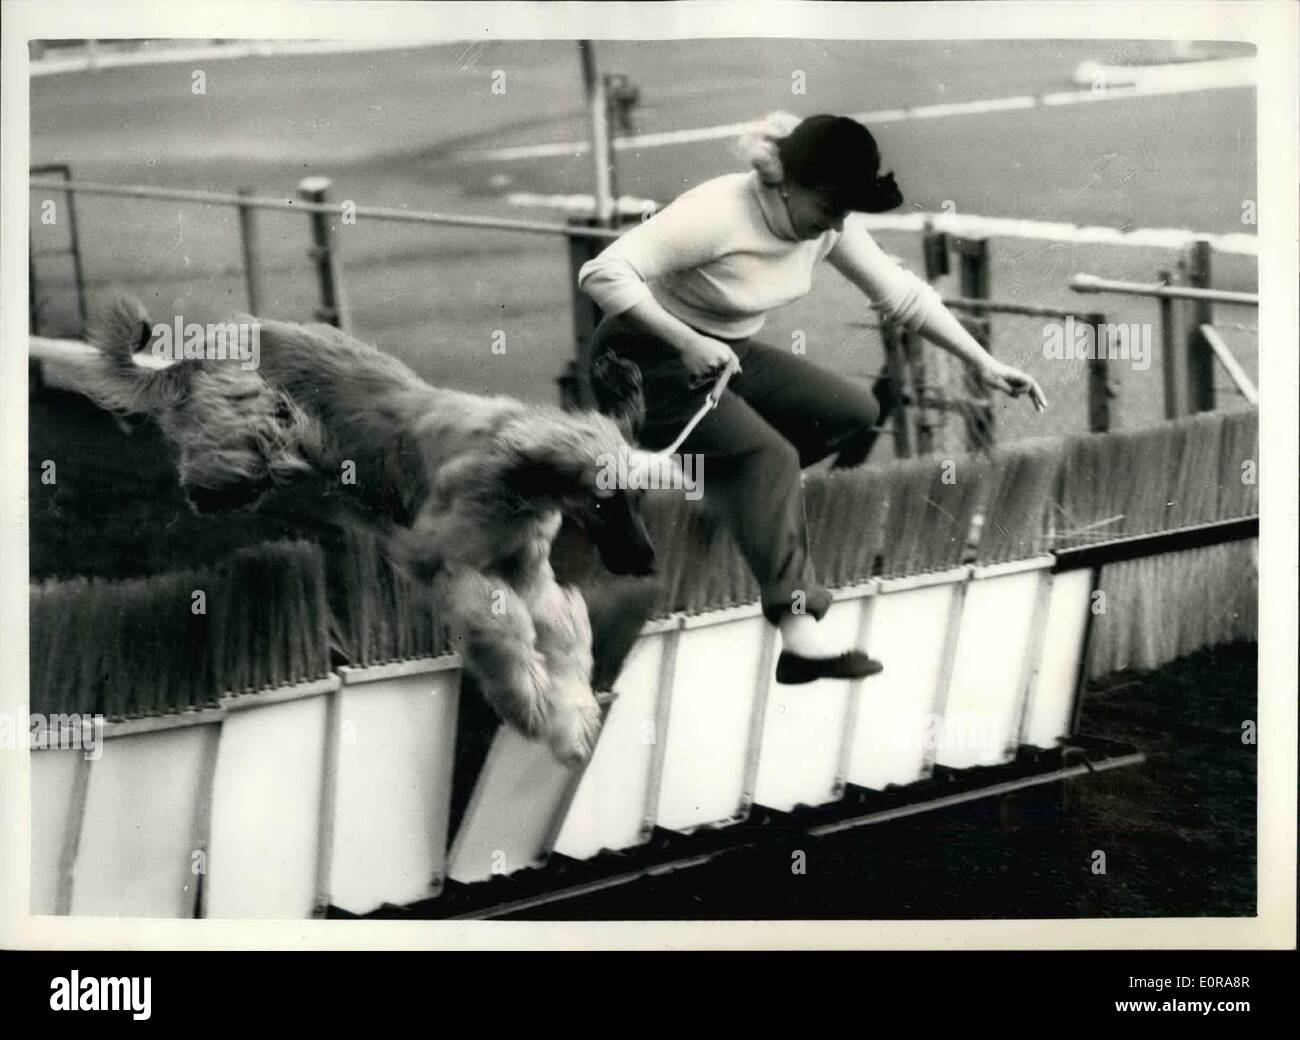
[590,351,645,442]
[497,426,591,503]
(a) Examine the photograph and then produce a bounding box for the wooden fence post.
[881,320,913,458]
[1157,268,1179,420]
[909,218,956,457]
[1185,239,1215,413]
[953,235,993,451]
[298,176,347,330]
[1085,311,1112,432]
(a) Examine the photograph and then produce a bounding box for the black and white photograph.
[1,0,1295,971]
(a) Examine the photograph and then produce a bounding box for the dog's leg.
[439,565,552,741]
[515,560,602,768]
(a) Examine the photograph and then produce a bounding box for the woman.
[578,113,1046,684]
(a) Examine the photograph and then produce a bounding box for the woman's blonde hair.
[731,110,801,185]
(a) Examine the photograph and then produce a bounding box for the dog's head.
[500,410,657,577]
[568,476,656,578]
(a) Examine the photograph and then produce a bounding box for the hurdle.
[26,332,1257,919]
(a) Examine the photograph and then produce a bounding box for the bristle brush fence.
[29,410,1258,919]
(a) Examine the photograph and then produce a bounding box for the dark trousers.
[589,312,880,624]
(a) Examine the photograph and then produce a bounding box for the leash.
[657,364,735,456]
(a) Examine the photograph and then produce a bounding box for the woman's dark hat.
[776,114,904,213]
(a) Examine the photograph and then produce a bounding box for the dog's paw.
[545,692,603,769]
[483,647,550,739]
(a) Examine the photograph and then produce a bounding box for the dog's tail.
[81,293,324,512]
[78,292,192,416]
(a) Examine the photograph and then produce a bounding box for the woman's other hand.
[978,358,1048,413]
[680,334,742,389]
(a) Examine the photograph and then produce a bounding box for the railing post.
[953,235,993,450]
[911,218,955,457]
[921,218,950,282]
[953,235,990,332]
[560,217,606,410]
[1085,311,1112,432]
[1157,268,1179,420]
[881,320,913,458]
[579,41,615,228]
[298,176,347,330]
[902,329,936,456]
[63,170,88,333]
[1185,239,1215,413]
[236,187,264,315]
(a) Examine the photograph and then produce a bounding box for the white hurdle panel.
[554,618,680,859]
[443,624,679,884]
[1021,567,1093,749]
[330,657,460,914]
[934,558,1052,770]
[30,747,90,915]
[71,725,219,918]
[842,568,967,790]
[654,605,772,833]
[204,680,335,919]
[752,592,868,813]
[444,724,583,884]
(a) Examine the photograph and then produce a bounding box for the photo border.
[2,0,1294,951]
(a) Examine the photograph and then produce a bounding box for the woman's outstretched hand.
[979,359,1048,413]
[681,334,742,389]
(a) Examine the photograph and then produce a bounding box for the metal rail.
[1051,515,1259,573]
[1199,324,1260,405]
[940,296,1080,320]
[1070,273,1259,307]
[28,176,623,241]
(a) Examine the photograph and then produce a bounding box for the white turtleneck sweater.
[577,171,943,341]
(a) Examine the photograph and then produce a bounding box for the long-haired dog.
[79,294,655,766]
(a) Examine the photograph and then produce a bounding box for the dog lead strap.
[657,366,734,457]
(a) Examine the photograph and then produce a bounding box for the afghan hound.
[78,294,657,766]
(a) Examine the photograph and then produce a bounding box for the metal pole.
[579,41,614,227]
[297,176,347,330]
[62,171,89,333]
[1157,269,1178,420]
[1186,239,1215,412]
[1070,272,1256,306]
[1199,324,1259,405]
[236,187,263,314]
[28,177,624,240]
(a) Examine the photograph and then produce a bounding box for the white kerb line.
[467,58,1257,163]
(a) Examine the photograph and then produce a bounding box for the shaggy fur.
[79,294,657,766]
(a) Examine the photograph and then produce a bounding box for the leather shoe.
[775,649,884,685]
